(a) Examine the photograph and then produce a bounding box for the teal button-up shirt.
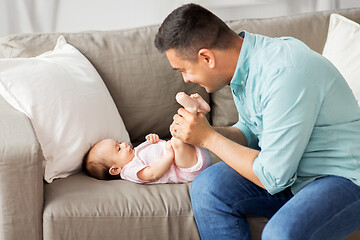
[231,31,360,195]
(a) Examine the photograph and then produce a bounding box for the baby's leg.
[170,137,198,168]
[173,92,206,168]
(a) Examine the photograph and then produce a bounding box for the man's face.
[165,48,226,93]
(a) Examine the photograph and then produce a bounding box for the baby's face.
[97,139,135,168]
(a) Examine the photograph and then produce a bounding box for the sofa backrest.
[1,7,360,144]
[0,27,208,144]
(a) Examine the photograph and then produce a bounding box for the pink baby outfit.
[120,140,211,184]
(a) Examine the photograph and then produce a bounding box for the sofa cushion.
[43,173,200,239]
[43,172,268,240]
[210,85,238,127]
[322,13,360,104]
[0,26,209,144]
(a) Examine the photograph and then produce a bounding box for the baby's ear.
[109,166,121,176]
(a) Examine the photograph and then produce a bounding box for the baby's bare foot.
[190,93,211,113]
[176,92,200,114]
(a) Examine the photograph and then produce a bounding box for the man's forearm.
[213,126,248,146]
[204,129,265,189]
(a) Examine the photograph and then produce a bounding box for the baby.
[83,92,212,184]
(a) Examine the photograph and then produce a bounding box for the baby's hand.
[146,133,160,144]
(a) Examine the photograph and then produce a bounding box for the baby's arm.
[137,140,174,181]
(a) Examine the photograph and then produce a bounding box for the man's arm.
[213,126,248,147]
[205,128,264,188]
[171,110,264,189]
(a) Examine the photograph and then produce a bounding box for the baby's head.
[83,139,134,180]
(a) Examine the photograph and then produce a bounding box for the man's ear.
[198,49,215,69]
[109,165,121,176]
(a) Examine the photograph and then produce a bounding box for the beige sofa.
[1,7,360,240]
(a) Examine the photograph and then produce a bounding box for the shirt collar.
[230,31,253,92]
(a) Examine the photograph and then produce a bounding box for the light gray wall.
[0,0,360,38]
[53,0,360,33]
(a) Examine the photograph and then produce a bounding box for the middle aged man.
[154,3,360,240]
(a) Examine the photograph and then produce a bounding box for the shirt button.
[241,81,245,85]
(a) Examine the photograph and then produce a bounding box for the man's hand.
[171,109,264,189]
[145,133,160,144]
[170,108,215,147]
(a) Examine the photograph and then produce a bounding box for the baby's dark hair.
[82,143,121,180]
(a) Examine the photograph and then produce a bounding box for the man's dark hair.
[154,3,238,61]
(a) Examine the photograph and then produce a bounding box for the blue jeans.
[190,161,360,240]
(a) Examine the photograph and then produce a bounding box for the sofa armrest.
[0,96,43,240]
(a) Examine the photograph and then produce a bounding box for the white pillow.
[0,36,131,183]
[322,13,360,103]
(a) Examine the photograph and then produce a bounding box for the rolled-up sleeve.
[253,67,321,195]
[231,90,259,149]
[233,120,259,149]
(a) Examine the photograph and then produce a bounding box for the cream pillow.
[0,36,131,183]
[322,13,360,103]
